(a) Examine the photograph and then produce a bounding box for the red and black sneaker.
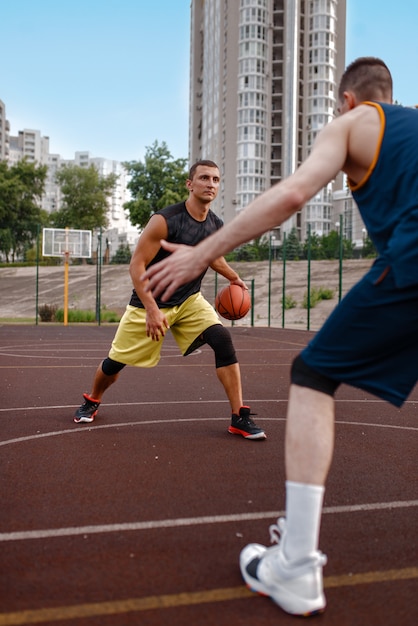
[228,406,266,440]
[73,393,100,423]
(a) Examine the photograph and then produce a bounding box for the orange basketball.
[215,284,251,320]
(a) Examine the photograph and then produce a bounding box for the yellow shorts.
[108,292,221,368]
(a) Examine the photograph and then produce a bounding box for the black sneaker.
[228,406,266,440]
[74,393,100,423]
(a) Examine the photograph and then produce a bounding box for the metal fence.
[0,258,374,330]
[201,257,374,332]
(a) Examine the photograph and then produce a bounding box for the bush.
[55,309,96,323]
[38,303,58,321]
[41,308,121,323]
[282,294,297,310]
[302,286,335,309]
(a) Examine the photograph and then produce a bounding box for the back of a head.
[338,57,393,103]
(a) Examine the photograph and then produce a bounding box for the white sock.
[283,480,325,562]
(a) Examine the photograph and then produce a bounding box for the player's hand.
[145,308,169,341]
[142,240,205,301]
[230,277,248,291]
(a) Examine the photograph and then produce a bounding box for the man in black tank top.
[73,160,266,441]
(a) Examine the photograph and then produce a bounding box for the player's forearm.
[130,265,160,312]
[210,257,239,282]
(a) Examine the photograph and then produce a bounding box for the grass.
[54,309,121,323]
[302,286,335,309]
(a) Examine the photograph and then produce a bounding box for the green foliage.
[281,228,302,260]
[0,159,48,262]
[302,286,335,309]
[52,308,120,323]
[225,238,269,261]
[282,294,297,309]
[123,141,188,229]
[302,232,326,259]
[362,234,377,258]
[52,164,118,231]
[110,243,132,264]
[301,229,359,260]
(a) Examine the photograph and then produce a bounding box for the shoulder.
[156,202,186,219]
[207,209,224,229]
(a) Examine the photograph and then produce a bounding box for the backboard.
[42,228,92,258]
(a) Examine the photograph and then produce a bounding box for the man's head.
[186,160,220,204]
[338,57,393,113]
[188,160,219,180]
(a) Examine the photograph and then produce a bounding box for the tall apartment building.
[190,0,346,242]
[0,99,10,161]
[8,128,50,165]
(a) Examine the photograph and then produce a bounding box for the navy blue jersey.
[350,102,418,288]
[301,102,418,406]
[130,201,223,308]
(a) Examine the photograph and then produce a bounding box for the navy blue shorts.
[301,257,418,407]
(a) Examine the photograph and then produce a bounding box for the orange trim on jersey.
[348,101,386,192]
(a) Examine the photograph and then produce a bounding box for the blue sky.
[1,0,417,164]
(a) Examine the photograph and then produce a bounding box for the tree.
[0,159,47,262]
[111,243,132,264]
[52,164,118,231]
[281,227,303,260]
[302,232,326,260]
[362,234,377,258]
[123,141,188,230]
[321,230,355,259]
[321,230,341,259]
[226,237,269,261]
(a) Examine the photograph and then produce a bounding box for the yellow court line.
[0,568,416,625]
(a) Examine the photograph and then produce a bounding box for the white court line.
[1,500,417,543]
[1,398,236,414]
[4,395,417,414]
[0,349,202,360]
[1,415,417,448]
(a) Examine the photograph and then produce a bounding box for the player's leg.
[170,293,266,439]
[73,357,125,424]
[240,261,418,615]
[214,360,242,414]
[202,324,266,440]
[201,324,242,412]
[240,364,336,615]
[74,305,162,424]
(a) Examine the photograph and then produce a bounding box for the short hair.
[188,160,219,180]
[338,57,393,103]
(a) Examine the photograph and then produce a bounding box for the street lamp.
[362,228,367,257]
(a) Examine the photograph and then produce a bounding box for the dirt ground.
[0,258,374,330]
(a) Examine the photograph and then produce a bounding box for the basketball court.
[0,324,417,625]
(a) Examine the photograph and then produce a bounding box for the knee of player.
[101,357,126,376]
[291,354,339,397]
[202,324,238,368]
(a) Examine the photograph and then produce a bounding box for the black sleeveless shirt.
[129,201,223,309]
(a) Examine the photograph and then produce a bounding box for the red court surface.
[0,324,417,625]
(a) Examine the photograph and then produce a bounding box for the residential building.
[8,128,50,165]
[1,111,138,254]
[0,99,10,161]
[65,151,138,251]
[189,0,347,245]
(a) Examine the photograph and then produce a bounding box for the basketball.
[215,284,251,320]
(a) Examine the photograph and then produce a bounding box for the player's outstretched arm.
[143,115,350,301]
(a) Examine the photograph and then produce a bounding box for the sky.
[1,0,417,164]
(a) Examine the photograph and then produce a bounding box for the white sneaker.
[239,518,327,616]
